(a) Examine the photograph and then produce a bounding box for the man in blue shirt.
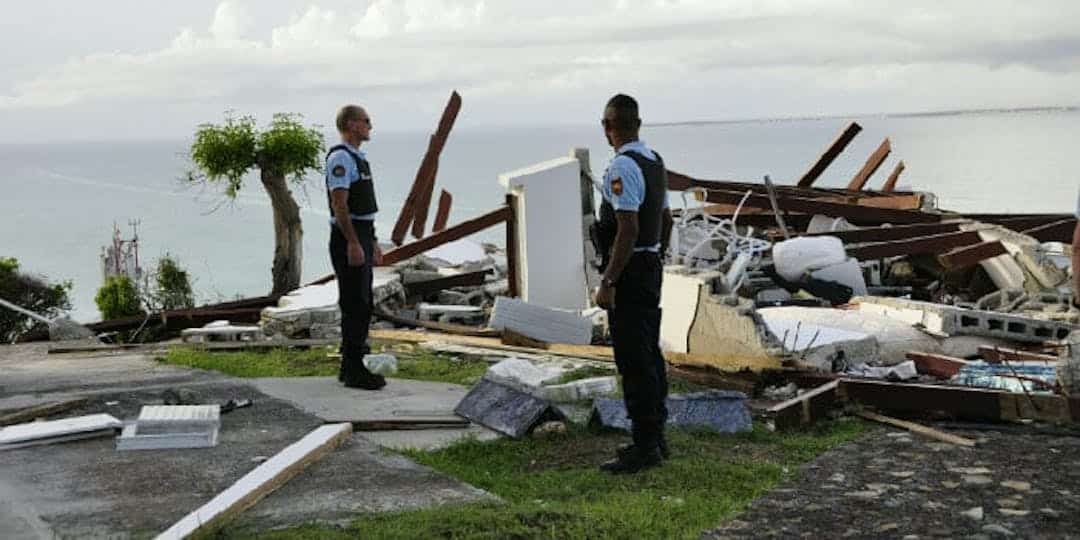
[593,94,674,473]
[327,104,385,390]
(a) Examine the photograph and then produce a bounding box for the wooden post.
[433,190,452,232]
[847,138,891,191]
[797,122,862,188]
[506,193,520,298]
[882,160,905,192]
[382,206,510,266]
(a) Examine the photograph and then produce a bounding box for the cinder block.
[858,296,1074,343]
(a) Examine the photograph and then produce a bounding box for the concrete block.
[117,405,220,451]
[858,296,1075,344]
[489,296,592,346]
[417,303,485,324]
[538,376,618,403]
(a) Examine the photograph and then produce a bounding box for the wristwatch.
[601,277,617,289]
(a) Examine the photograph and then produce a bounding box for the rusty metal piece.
[846,138,891,191]
[882,160,905,192]
[797,122,862,188]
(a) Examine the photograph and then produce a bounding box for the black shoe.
[601,445,663,474]
[618,439,671,461]
[343,370,386,390]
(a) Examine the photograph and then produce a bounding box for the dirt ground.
[702,423,1080,539]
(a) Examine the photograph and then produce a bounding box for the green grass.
[228,419,867,540]
[159,343,489,386]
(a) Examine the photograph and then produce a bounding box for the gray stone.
[961,507,985,521]
[981,524,1014,536]
[590,391,752,434]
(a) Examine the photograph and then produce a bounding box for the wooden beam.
[403,269,491,299]
[882,160,905,192]
[978,346,1059,364]
[668,365,758,395]
[847,230,982,260]
[505,193,521,298]
[854,410,976,447]
[764,380,840,431]
[800,221,964,243]
[157,423,352,539]
[1021,218,1077,244]
[382,206,510,266]
[906,351,968,379]
[961,214,1073,232]
[938,241,1008,270]
[697,186,939,225]
[0,399,89,426]
[846,138,891,191]
[432,190,452,233]
[411,92,463,240]
[392,91,462,245]
[797,122,863,188]
[838,379,1073,423]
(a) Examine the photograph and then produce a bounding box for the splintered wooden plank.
[882,160,905,192]
[765,380,839,431]
[977,346,1059,364]
[432,190,453,232]
[938,241,1008,270]
[392,91,463,245]
[797,122,863,187]
[382,206,510,266]
[846,230,982,260]
[1020,218,1077,244]
[846,138,891,191]
[156,423,352,540]
[0,398,88,426]
[855,410,976,447]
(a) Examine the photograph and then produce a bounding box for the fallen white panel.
[499,156,589,311]
[156,423,352,540]
[659,268,714,354]
[0,429,119,450]
[488,296,592,345]
[0,414,121,449]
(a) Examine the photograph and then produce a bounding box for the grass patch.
[159,343,489,386]
[234,419,867,540]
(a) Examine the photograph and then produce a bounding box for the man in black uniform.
[593,94,674,473]
[326,104,386,390]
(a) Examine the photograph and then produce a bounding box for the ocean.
[2,109,1078,322]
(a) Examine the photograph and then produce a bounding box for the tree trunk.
[260,169,303,295]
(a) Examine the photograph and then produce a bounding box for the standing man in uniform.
[593,94,674,474]
[327,104,386,390]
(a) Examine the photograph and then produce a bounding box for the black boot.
[601,444,662,474]
[341,361,386,390]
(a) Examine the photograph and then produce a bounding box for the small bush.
[95,275,144,320]
[153,255,195,311]
[0,257,72,342]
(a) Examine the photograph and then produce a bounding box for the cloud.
[1,0,1079,129]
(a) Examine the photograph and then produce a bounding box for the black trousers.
[330,221,376,368]
[608,252,668,447]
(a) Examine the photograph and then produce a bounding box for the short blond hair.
[336,105,365,133]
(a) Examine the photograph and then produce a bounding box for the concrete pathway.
[250,376,501,450]
[0,344,495,539]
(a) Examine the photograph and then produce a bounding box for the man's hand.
[595,284,615,310]
[347,242,366,267]
[373,243,384,266]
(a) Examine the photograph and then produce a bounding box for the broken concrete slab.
[538,376,618,403]
[0,376,494,539]
[417,303,485,325]
[486,358,566,388]
[248,376,499,450]
[680,293,782,372]
[454,378,564,438]
[857,296,1075,343]
[590,391,752,434]
[489,296,593,346]
[261,270,406,339]
[659,267,720,354]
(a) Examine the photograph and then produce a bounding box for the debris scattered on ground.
[590,391,753,434]
[0,413,122,450]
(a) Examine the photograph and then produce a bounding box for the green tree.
[0,257,72,342]
[95,275,144,320]
[152,255,195,311]
[186,113,324,295]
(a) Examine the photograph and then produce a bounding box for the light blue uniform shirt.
[602,140,670,252]
[326,142,377,225]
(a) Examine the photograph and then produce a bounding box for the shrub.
[153,255,195,311]
[95,275,144,320]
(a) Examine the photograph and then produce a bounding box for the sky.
[1,0,1079,142]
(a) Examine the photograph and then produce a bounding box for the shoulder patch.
[332,165,346,178]
[611,177,623,196]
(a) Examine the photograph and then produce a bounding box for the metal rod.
[763,175,790,240]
